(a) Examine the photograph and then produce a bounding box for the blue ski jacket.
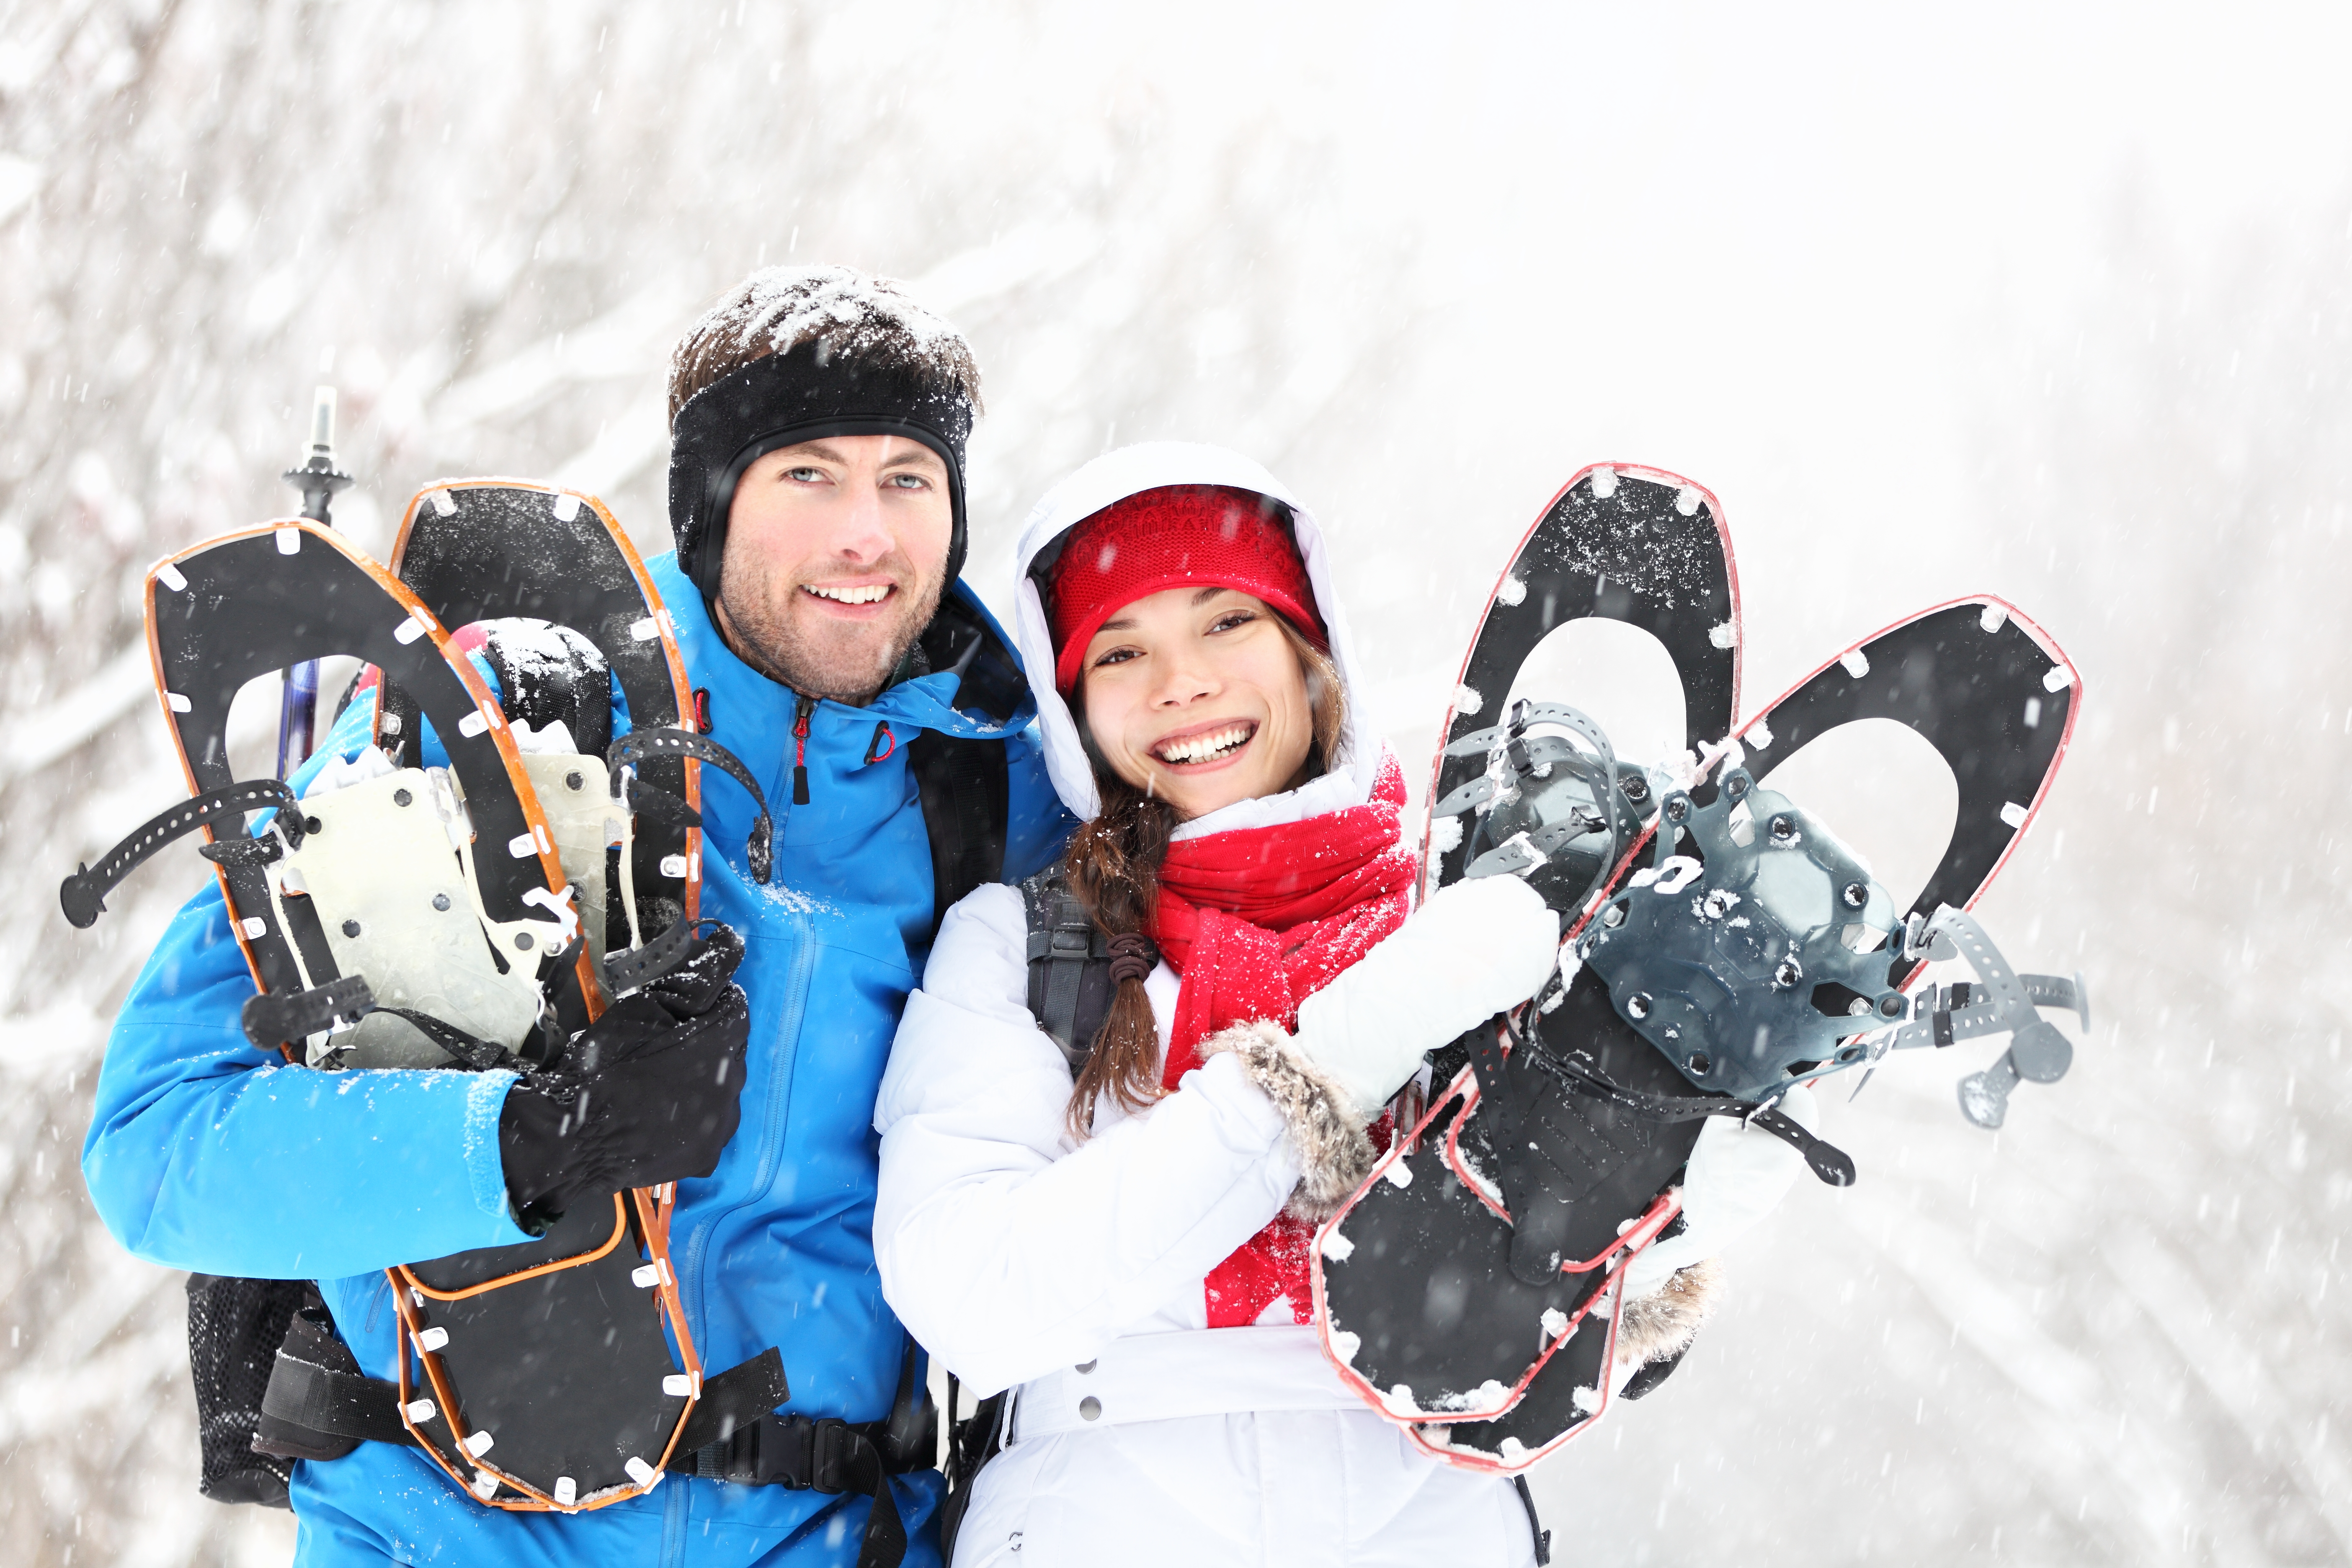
[83,554,1071,1567]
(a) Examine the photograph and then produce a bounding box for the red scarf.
[1150,752,1413,1327]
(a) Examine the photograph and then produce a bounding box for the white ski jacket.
[875,443,1806,1566]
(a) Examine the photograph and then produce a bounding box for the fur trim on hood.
[1011,442,1379,822]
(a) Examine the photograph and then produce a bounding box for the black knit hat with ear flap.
[666,266,980,624]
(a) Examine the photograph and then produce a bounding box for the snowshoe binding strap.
[602,915,703,998]
[60,780,306,928]
[368,1006,520,1072]
[1858,904,2089,1129]
[1437,700,1643,924]
[1518,1032,1857,1187]
[241,977,528,1071]
[242,976,376,1055]
[609,728,772,885]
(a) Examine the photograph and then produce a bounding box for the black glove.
[499,923,750,1226]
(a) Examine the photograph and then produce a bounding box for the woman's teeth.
[804,583,890,605]
[1155,724,1253,765]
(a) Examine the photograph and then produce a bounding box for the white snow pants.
[953,1405,1541,1567]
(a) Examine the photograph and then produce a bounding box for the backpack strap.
[1020,868,1118,1072]
[909,732,1009,929]
[903,589,1021,931]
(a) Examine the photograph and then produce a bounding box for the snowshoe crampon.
[60,510,760,1512]
[1314,467,2091,1472]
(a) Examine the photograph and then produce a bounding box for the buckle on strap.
[694,1413,847,1492]
[809,1418,859,1494]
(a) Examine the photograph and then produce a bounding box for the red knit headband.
[1047,485,1326,694]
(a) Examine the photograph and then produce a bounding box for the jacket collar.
[647,552,1035,744]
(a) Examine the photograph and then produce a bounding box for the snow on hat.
[666,266,980,619]
[1045,485,1326,694]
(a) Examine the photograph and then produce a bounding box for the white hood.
[1011,441,1378,824]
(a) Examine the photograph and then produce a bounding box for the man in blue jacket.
[83,265,1070,1566]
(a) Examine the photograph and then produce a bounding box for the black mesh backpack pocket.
[185,1273,305,1508]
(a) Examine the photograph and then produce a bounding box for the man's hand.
[499,924,752,1227]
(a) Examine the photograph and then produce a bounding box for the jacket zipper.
[791,694,815,805]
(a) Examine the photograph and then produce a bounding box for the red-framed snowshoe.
[1314,469,2089,1474]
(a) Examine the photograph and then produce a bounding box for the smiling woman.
[873,444,1567,1568]
[1058,485,1342,819]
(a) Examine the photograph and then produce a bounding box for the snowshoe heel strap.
[609,728,772,885]
[1746,1106,1856,1186]
[60,779,305,928]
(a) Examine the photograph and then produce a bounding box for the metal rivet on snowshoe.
[341,919,361,938]
[393,788,413,807]
[565,771,584,791]
[432,893,451,912]
[1602,903,1627,928]
[1837,1044,1866,1064]
[514,932,534,950]
[1877,994,1906,1018]
[1842,881,1867,908]
[1620,774,1650,804]
[1628,992,1653,1019]
[305,816,323,836]
[1726,772,1749,799]
[1773,957,1802,988]
[1769,815,1796,842]
[1665,796,1690,823]
[1685,1051,1712,1075]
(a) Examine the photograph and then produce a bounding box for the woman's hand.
[1292,875,1559,1119]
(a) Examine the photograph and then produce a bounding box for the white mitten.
[1292,875,1559,1119]
[1617,1082,1819,1301]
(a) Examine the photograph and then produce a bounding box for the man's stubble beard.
[716,557,945,706]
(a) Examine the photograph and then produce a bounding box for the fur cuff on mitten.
[1614,1256,1723,1370]
[1199,1019,1376,1223]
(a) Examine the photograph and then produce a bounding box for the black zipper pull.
[791,694,815,805]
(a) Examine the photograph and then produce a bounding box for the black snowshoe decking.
[1734,593,2079,989]
[85,516,710,1512]
[1315,474,2084,1475]
[384,478,703,946]
[1427,462,1740,890]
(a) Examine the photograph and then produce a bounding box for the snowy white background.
[3,3,2348,1564]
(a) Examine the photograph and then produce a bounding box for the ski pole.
[275,386,353,777]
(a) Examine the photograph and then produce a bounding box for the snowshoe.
[59,508,769,1513]
[1314,471,2091,1473]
